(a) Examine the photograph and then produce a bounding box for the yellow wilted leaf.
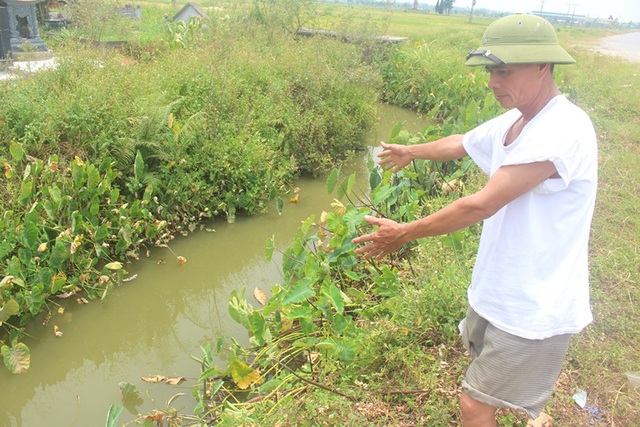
[49,160,58,172]
[105,262,123,270]
[231,359,263,390]
[167,113,174,129]
[320,211,328,224]
[54,325,63,337]
[3,162,13,179]
[74,156,85,166]
[289,193,299,203]
[58,307,65,314]
[177,256,187,265]
[37,242,48,252]
[51,272,67,293]
[254,287,267,306]
[330,199,346,215]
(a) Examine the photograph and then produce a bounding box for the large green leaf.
[0,241,14,259]
[286,305,314,320]
[390,121,406,139]
[326,168,339,194]
[264,235,275,262]
[0,299,20,324]
[337,173,356,199]
[105,404,123,427]
[26,284,45,315]
[18,180,33,204]
[369,168,382,191]
[9,140,25,162]
[248,311,271,346]
[371,184,395,205]
[21,220,39,249]
[1,342,30,374]
[86,163,100,191]
[49,239,68,270]
[282,277,315,305]
[48,185,62,206]
[324,283,344,314]
[134,150,145,182]
[228,289,251,329]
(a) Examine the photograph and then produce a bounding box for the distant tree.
[413,0,418,10]
[435,0,455,15]
[442,0,455,15]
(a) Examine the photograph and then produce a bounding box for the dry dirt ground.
[594,31,640,63]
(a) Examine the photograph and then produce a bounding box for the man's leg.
[460,392,497,427]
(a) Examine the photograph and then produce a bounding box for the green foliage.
[378,40,502,126]
[166,16,209,49]
[66,0,136,42]
[250,0,319,33]
[0,10,380,373]
[188,129,479,421]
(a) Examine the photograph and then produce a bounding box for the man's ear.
[539,63,554,74]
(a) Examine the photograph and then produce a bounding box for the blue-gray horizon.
[423,0,640,23]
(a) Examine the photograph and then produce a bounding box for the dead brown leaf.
[527,412,553,427]
[145,410,164,424]
[254,287,268,305]
[142,375,186,385]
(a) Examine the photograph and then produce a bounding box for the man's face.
[485,63,546,110]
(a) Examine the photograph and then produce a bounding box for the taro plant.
[174,121,479,422]
[0,141,168,373]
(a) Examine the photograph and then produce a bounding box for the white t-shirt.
[462,95,598,340]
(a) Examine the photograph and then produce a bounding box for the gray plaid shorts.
[459,307,572,419]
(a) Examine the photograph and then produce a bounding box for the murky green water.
[0,104,424,427]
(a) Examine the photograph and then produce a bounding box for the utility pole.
[566,3,577,26]
[540,0,545,14]
[469,0,476,23]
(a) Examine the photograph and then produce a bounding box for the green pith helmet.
[465,14,576,66]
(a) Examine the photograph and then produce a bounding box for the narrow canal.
[1,104,425,427]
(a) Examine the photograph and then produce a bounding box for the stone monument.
[0,0,48,58]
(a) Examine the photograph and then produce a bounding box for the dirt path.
[597,32,640,63]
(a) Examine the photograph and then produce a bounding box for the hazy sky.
[463,0,640,22]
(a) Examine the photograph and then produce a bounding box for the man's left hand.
[352,215,406,260]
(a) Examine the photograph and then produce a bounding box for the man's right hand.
[378,142,413,173]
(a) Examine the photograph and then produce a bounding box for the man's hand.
[352,215,406,260]
[378,142,413,173]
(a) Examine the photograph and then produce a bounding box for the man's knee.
[460,392,497,427]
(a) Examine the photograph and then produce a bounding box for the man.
[352,14,597,426]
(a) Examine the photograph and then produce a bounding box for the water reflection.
[0,104,425,427]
